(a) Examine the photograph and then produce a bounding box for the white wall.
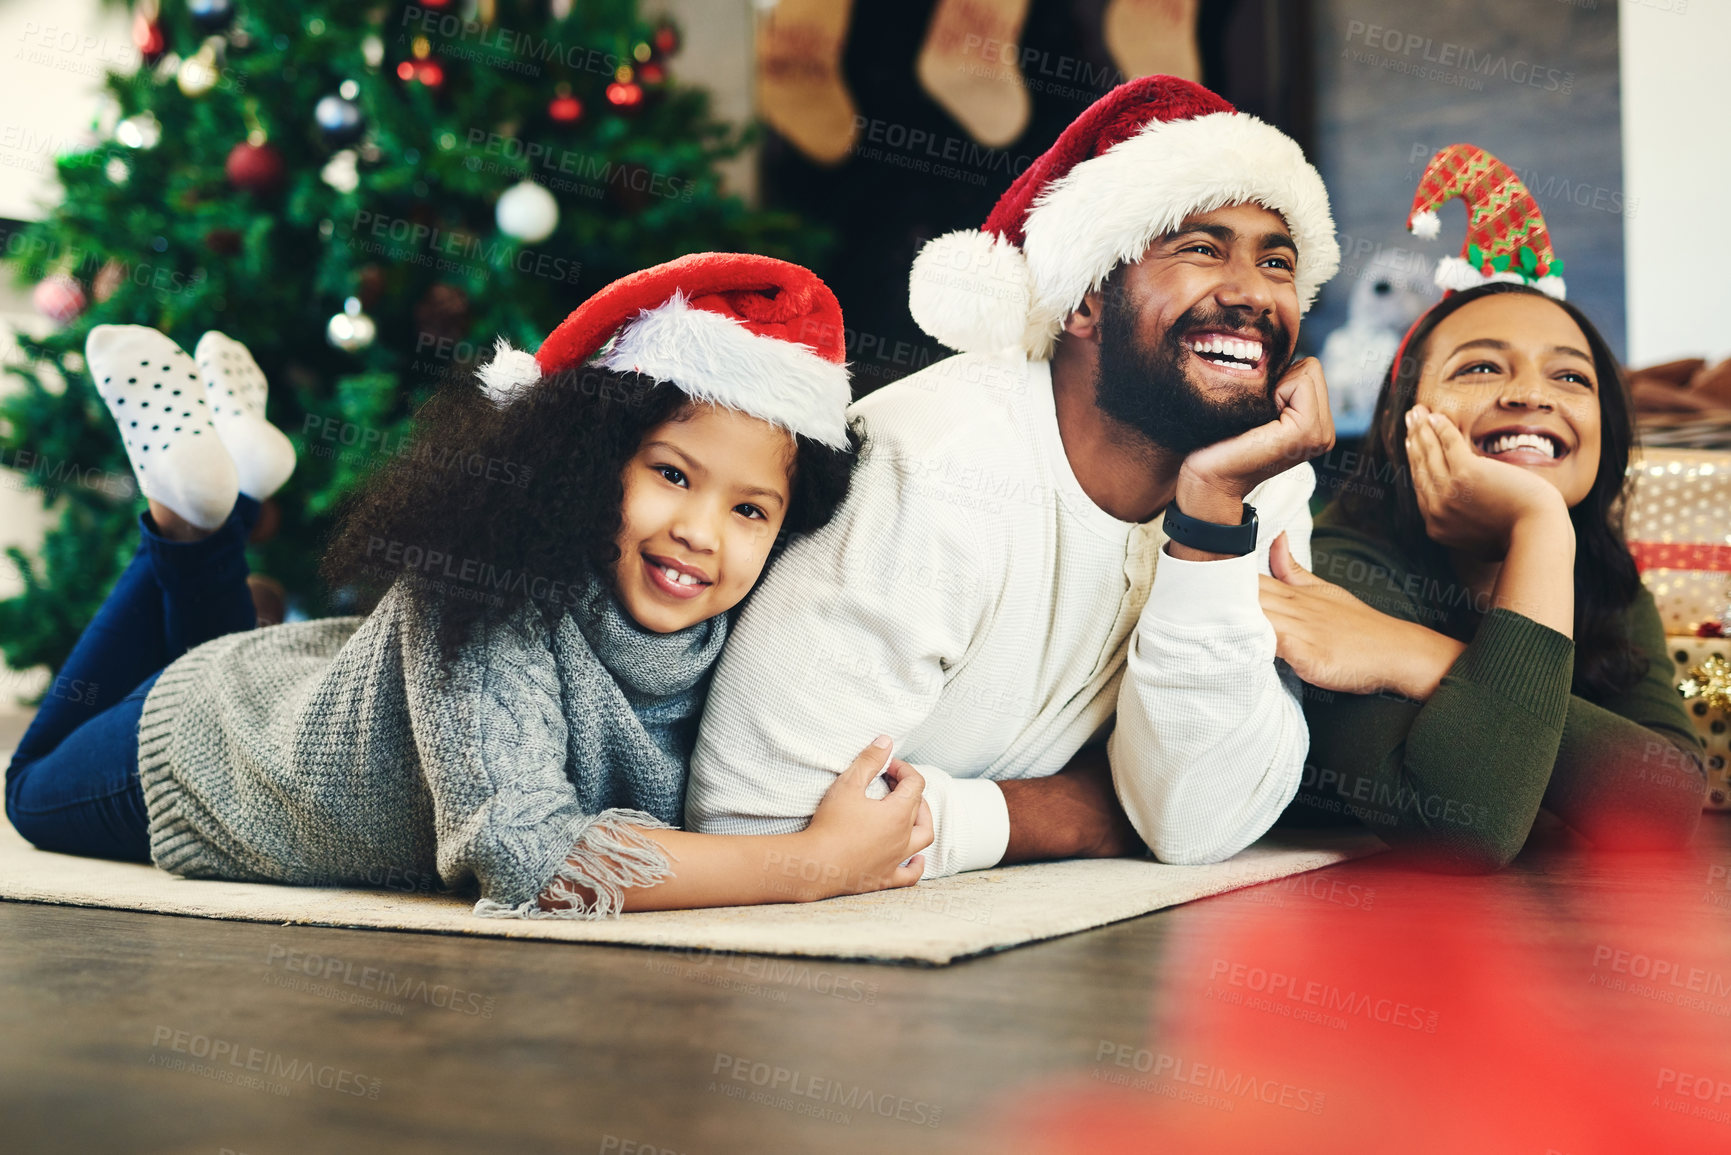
[0,1,121,681]
[1620,0,1731,366]
[0,0,133,220]
[649,0,758,202]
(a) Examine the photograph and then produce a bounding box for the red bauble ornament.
[639,62,665,84]
[395,59,444,87]
[133,14,166,64]
[226,141,286,194]
[33,273,86,325]
[549,95,583,122]
[605,82,643,108]
[653,24,679,55]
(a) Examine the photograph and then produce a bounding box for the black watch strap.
[1162,500,1259,557]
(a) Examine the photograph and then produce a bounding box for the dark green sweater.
[1281,506,1706,872]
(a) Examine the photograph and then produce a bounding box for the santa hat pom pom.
[477,336,543,407]
[1433,256,1488,294]
[908,230,1033,354]
[1409,210,1441,240]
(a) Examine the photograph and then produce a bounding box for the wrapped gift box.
[1663,635,1730,811]
[1626,448,1731,636]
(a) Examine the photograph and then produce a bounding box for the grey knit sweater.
[137,579,727,917]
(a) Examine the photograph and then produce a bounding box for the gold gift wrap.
[1625,449,1731,636]
[1664,636,1731,810]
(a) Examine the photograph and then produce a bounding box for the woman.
[1261,281,1705,872]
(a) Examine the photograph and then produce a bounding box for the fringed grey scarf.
[476,572,728,919]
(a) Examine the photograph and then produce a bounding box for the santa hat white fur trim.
[1433,257,1567,301]
[1017,111,1339,360]
[600,294,853,449]
[1433,256,1488,293]
[907,229,1035,357]
[477,336,544,407]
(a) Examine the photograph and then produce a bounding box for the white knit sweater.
[687,352,1313,876]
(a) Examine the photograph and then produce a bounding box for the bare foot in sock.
[147,499,216,543]
[86,325,239,531]
[195,331,296,501]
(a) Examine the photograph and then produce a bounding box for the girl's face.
[612,402,795,634]
[1412,293,1602,509]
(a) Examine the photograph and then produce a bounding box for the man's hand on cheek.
[1171,355,1334,550]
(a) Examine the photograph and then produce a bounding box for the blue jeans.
[5,497,260,861]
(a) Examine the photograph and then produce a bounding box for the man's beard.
[1093,283,1292,457]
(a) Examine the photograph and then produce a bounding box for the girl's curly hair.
[322,365,861,661]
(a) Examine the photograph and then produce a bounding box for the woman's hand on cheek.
[1260,533,1440,698]
[795,736,934,900]
[1405,404,1566,558]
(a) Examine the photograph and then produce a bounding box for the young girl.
[6,253,932,916]
[1261,279,1705,872]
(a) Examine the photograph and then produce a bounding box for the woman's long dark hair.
[1333,282,1645,700]
[322,364,860,662]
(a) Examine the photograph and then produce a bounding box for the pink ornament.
[33,274,86,325]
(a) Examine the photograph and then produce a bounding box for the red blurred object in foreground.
[983,823,1731,1155]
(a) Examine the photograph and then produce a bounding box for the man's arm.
[998,744,1143,864]
[1109,464,1315,863]
[686,445,1009,879]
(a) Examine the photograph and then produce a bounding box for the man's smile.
[1185,330,1267,375]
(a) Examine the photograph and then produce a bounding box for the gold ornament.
[177,38,223,97]
[1679,655,1731,715]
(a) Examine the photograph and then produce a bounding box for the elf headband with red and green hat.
[1390,145,1567,378]
[1407,143,1565,299]
[907,75,1340,361]
[476,252,852,449]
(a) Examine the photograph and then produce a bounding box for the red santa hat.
[1406,143,1566,300]
[477,253,852,449]
[908,76,1340,361]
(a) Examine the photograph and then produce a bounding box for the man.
[687,76,1341,876]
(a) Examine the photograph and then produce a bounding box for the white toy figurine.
[1320,250,1434,437]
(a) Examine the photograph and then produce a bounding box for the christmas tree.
[1,0,819,677]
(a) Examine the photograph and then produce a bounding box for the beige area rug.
[0,822,1384,965]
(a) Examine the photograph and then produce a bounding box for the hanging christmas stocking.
[756,0,858,165]
[917,0,1032,148]
[1104,0,1200,82]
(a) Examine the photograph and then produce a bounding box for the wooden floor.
[4,814,1730,1155]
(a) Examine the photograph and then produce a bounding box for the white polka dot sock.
[86,324,238,530]
[195,331,297,502]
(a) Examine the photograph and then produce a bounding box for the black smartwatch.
[1162,499,1259,557]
